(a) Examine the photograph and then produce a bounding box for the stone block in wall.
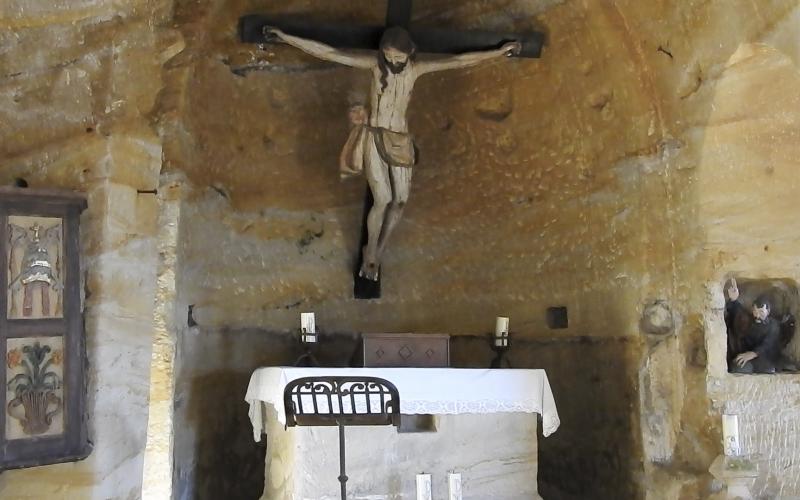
[640,337,681,464]
[82,311,153,499]
[107,128,163,191]
[83,185,158,318]
[704,281,730,379]
[86,181,137,241]
[85,238,158,318]
[88,181,157,242]
[136,190,159,237]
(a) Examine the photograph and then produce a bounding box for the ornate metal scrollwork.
[284,376,400,427]
[283,376,401,499]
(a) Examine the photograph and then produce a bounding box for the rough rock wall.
[163,0,800,498]
[1,0,797,498]
[163,0,662,496]
[171,0,661,335]
[166,188,645,499]
[619,2,800,497]
[697,43,800,499]
[0,0,175,497]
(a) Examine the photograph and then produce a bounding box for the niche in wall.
[723,278,798,374]
[547,306,569,329]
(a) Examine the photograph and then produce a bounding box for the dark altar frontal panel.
[363,333,450,368]
[0,187,91,470]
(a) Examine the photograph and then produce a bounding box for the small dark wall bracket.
[547,306,569,329]
[187,304,198,327]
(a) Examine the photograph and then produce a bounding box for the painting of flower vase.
[6,337,64,440]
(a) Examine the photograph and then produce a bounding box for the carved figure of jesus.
[266,26,521,281]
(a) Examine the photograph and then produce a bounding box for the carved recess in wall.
[7,216,63,320]
[6,337,64,440]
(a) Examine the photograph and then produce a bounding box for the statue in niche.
[725,279,797,374]
[266,26,521,281]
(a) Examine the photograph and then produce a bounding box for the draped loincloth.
[339,126,416,179]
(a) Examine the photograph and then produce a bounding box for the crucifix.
[240,1,544,299]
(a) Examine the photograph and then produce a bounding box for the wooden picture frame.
[0,187,91,470]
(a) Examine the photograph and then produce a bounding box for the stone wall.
[709,375,800,498]
[0,0,174,497]
[697,42,800,499]
[158,0,800,499]
[162,3,665,495]
[1,0,798,498]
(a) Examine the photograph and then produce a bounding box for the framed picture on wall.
[0,187,91,470]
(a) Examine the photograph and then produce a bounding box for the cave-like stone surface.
[1,0,798,498]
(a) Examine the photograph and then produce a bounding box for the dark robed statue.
[725,278,796,374]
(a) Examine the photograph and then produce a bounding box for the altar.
[245,367,560,499]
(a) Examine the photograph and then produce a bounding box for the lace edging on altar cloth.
[248,398,561,440]
[397,399,561,437]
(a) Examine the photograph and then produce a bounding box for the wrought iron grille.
[283,376,401,499]
[284,376,400,427]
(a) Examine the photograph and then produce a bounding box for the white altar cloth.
[245,367,560,440]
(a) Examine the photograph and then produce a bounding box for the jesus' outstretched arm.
[265,27,374,69]
[416,41,522,75]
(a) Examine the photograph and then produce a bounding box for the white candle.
[722,414,741,456]
[416,473,432,500]
[448,473,463,500]
[301,312,316,341]
[495,316,509,336]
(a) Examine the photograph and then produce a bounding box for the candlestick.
[294,312,320,367]
[490,322,512,369]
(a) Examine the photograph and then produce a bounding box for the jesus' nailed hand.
[264,25,522,281]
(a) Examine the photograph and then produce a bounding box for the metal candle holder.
[490,331,512,368]
[294,327,321,367]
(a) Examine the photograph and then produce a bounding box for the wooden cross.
[240,1,545,299]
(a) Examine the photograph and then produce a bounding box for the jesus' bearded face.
[382,46,409,73]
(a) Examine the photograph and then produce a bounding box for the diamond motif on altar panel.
[425,349,435,358]
[375,348,385,358]
[398,345,413,360]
